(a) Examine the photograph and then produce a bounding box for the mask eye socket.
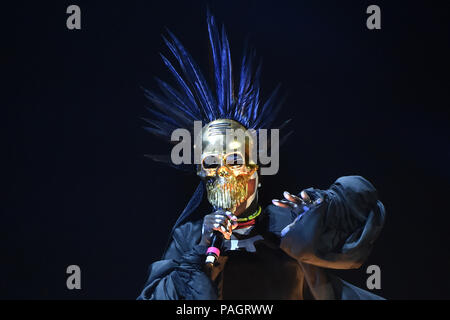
[202,155,221,170]
[225,153,244,168]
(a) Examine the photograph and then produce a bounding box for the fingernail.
[226,211,237,220]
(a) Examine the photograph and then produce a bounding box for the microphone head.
[205,255,216,265]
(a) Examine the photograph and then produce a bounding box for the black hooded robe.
[138,175,386,300]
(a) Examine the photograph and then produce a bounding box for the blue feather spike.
[237,46,255,107]
[153,78,200,120]
[220,25,233,117]
[165,30,217,120]
[207,11,223,114]
[143,87,188,121]
[252,84,281,128]
[143,91,194,132]
[259,92,287,130]
[159,53,199,114]
[161,36,211,121]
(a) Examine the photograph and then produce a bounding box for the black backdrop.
[3,0,450,299]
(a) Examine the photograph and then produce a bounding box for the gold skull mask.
[195,119,258,213]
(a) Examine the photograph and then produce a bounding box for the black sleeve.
[279,175,386,269]
[137,221,218,300]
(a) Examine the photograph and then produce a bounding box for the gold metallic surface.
[195,119,258,212]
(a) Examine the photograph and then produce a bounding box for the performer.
[138,11,386,300]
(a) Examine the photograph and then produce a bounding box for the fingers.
[272,190,302,209]
[212,222,232,240]
[300,190,311,203]
[300,190,323,205]
[272,199,298,209]
[205,211,237,240]
[283,191,303,204]
[211,212,238,230]
[225,211,238,230]
[273,190,321,208]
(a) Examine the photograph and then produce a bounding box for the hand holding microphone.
[200,209,238,267]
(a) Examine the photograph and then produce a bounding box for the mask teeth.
[207,175,249,210]
[221,187,225,208]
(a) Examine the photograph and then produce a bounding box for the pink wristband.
[206,247,221,257]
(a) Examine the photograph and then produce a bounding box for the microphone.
[205,230,224,267]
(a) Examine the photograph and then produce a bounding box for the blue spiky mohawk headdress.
[143,10,289,171]
[144,11,291,244]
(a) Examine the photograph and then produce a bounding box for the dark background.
[3,0,449,299]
